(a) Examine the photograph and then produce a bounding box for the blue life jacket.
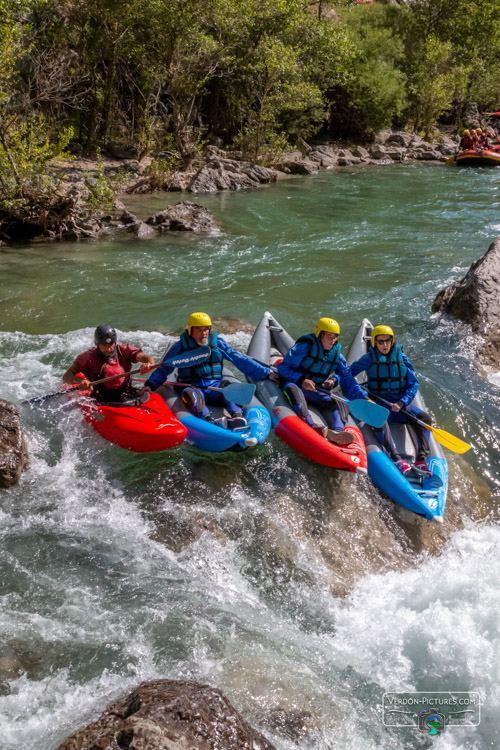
[295,333,341,386]
[177,330,223,383]
[367,343,407,395]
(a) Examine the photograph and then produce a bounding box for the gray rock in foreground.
[432,238,500,371]
[56,679,276,750]
[0,399,29,488]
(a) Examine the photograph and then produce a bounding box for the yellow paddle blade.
[445,155,456,165]
[429,425,471,454]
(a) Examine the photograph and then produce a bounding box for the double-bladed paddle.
[23,345,212,405]
[364,390,472,454]
[316,386,389,429]
[165,380,256,406]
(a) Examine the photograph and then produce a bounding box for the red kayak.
[65,388,187,452]
[247,312,368,474]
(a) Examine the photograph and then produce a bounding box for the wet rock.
[56,679,276,750]
[287,158,319,175]
[338,152,360,166]
[263,708,318,741]
[128,221,156,238]
[432,238,500,371]
[64,215,103,239]
[146,200,216,232]
[0,399,29,488]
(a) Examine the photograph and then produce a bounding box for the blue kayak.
[156,368,271,452]
[346,319,448,523]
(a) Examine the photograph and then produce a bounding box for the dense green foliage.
[1,0,500,187]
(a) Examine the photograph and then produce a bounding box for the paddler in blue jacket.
[142,312,278,429]
[277,317,367,445]
[349,324,432,477]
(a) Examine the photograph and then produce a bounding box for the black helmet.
[94,324,117,345]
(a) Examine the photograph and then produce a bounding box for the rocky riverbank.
[0,129,459,245]
[62,129,459,196]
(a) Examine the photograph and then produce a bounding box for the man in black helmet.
[63,325,155,401]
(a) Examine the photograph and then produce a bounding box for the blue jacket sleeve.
[276,341,312,383]
[145,341,180,390]
[335,355,368,400]
[218,338,270,380]
[348,353,372,380]
[399,354,419,407]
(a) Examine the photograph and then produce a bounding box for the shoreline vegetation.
[1,0,498,243]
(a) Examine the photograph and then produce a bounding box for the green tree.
[407,35,468,138]
[331,4,406,136]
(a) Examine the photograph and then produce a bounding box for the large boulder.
[146,201,216,232]
[432,238,500,370]
[189,158,277,192]
[0,399,29,488]
[56,679,276,750]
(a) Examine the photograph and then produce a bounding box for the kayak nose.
[431,515,444,524]
[356,466,368,475]
[245,437,258,447]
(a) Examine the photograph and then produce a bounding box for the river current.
[0,163,499,749]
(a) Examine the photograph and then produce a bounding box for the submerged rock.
[0,399,29,488]
[432,238,500,371]
[56,679,276,750]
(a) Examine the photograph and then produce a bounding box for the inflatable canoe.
[156,368,271,452]
[345,319,448,523]
[246,312,367,473]
[449,148,500,167]
[67,389,187,452]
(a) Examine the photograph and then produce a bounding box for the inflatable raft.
[67,389,187,453]
[156,368,271,452]
[246,312,367,473]
[449,148,500,167]
[346,319,448,522]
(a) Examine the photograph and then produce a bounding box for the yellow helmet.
[476,128,483,135]
[187,312,212,335]
[371,325,394,347]
[463,129,470,136]
[315,317,340,338]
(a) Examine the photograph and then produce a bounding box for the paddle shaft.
[23,345,212,405]
[365,390,431,430]
[364,390,472,454]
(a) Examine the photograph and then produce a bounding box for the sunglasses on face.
[376,338,392,344]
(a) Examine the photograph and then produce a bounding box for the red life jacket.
[72,345,140,391]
